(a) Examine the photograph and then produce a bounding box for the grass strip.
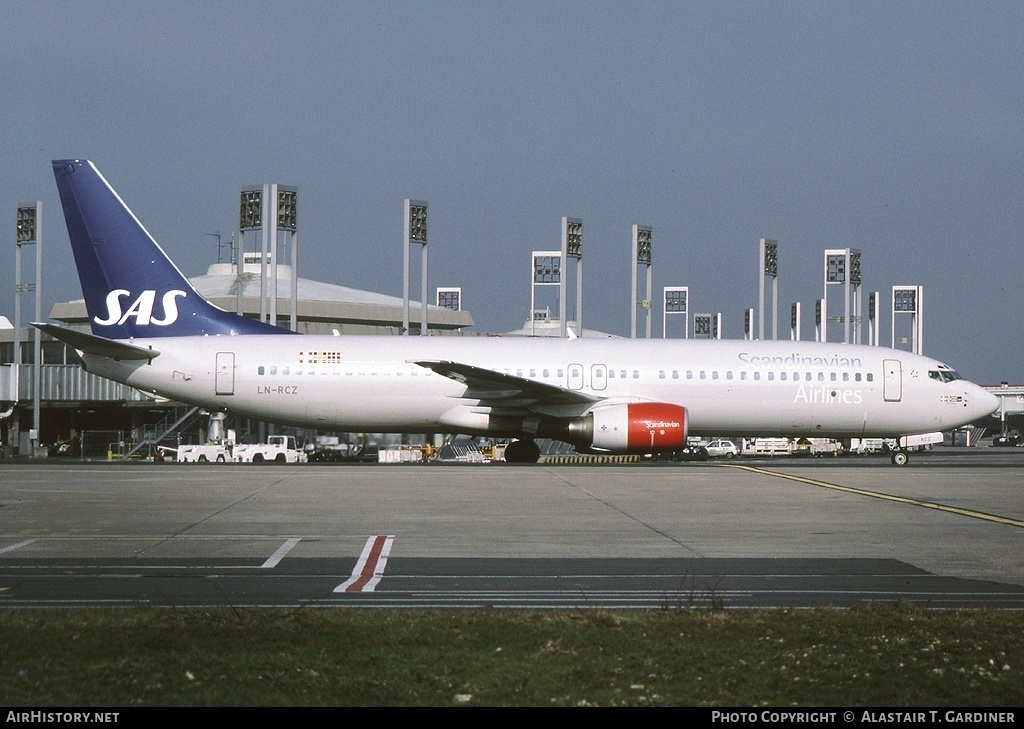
[2,604,1023,706]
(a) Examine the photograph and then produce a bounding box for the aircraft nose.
[972,385,1000,420]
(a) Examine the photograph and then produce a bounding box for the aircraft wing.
[33,323,160,361]
[413,360,599,407]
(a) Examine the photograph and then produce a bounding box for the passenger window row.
[255,363,875,385]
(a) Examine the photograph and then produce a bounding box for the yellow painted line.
[725,464,1024,529]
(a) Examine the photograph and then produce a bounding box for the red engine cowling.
[570,403,688,453]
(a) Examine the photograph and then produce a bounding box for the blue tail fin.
[52,159,291,338]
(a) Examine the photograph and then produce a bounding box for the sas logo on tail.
[94,289,187,327]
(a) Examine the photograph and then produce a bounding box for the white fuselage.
[81,335,997,440]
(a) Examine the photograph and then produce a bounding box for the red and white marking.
[334,535,394,593]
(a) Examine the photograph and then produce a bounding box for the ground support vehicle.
[234,436,307,463]
[177,443,231,462]
[742,438,792,457]
[793,438,843,457]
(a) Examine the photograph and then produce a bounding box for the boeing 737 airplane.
[39,159,998,464]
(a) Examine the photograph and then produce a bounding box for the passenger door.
[216,352,235,396]
[883,359,902,402]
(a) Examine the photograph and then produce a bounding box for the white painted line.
[260,537,301,569]
[335,535,394,593]
[0,539,38,555]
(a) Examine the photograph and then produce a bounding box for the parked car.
[704,439,739,459]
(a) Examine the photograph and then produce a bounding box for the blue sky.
[2,1,1021,382]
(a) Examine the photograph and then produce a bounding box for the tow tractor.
[234,435,307,463]
[177,442,232,462]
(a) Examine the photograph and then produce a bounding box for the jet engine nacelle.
[568,402,688,454]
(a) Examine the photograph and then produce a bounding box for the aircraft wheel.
[891,450,909,466]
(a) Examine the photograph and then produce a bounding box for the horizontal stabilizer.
[33,323,160,361]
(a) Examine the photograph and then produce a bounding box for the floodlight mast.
[662,286,688,339]
[435,288,464,332]
[403,200,428,336]
[239,185,297,330]
[276,187,298,332]
[694,314,710,338]
[822,248,862,343]
[560,217,583,338]
[267,186,278,326]
[436,287,462,311]
[531,251,562,336]
[892,285,924,354]
[694,312,721,339]
[851,250,862,344]
[790,302,801,341]
[868,291,881,346]
[238,187,262,318]
[14,202,42,455]
[631,225,652,338]
[758,239,778,340]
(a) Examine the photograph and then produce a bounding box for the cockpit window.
[929,369,964,383]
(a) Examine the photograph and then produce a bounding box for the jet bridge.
[986,383,1024,440]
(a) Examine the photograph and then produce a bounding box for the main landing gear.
[504,439,541,463]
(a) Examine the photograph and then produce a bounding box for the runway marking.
[335,535,394,593]
[727,464,1024,529]
[260,538,301,569]
[0,539,38,554]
